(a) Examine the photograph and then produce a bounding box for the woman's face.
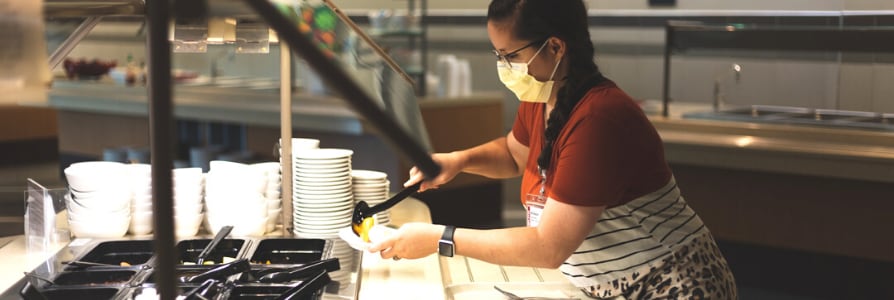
[487,21,558,82]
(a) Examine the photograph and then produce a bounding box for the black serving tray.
[8,237,343,300]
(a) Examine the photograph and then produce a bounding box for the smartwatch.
[438,225,456,257]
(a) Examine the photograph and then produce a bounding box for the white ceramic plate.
[350,170,387,181]
[338,225,395,251]
[292,148,353,160]
[294,175,352,183]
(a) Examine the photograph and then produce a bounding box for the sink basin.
[682,105,894,131]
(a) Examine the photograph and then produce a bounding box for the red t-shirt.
[512,81,671,207]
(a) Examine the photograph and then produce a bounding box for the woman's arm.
[405,132,529,190]
[371,198,604,268]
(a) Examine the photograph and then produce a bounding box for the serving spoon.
[351,182,421,240]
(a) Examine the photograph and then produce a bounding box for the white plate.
[292,187,353,196]
[338,225,395,251]
[292,148,353,160]
[295,175,352,183]
[292,192,353,201]
[293,204,353,213]
[293,156,351,163]
[351,187,387,194]
[350,170,387,181]
[293,178,351,187]
[292,162,351,174]
[292,161,350,169]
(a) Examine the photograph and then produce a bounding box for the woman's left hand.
[368,223,445,260]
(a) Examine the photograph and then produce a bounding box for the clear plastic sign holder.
[23,179,71,286]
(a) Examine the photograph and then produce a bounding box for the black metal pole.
[243,0,442,180]
[662,22,672,118]
[146,0,177,298]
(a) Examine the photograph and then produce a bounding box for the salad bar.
[7,237,352,300]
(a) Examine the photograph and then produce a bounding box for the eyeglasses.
[492,38,547,68]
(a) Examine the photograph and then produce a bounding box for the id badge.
[525,193,547,227]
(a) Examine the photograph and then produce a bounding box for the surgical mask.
[497,42,561,103]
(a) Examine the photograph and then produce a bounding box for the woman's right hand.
[404,152,465,192]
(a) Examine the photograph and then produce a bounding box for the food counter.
[0,198,583,299]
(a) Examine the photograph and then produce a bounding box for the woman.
[369,0,737,298]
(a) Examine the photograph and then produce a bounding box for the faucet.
[713,63,742,112]
[210,49,235,82]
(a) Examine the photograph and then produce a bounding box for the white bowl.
[129,211,153,235]
[206,213,266,236]
[250,162,281,174]
[175,213,204,237]
[67,193,130,215]
[265,199,282,210]
[69,215,130,238]
[174,202,204,215]
[265,191,282,200]
[266,208,282,233]
[204,192,265,208]
[64,161,128,192]
[281,138,320,152]
[205,171,266,195]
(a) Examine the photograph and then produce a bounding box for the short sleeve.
[548,114,631,207]
[511,103,533,147]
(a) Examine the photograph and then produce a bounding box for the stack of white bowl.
[204,161,269,236]
[128,164,153,235]
[350,170,391,226]
[173,167,205,236]
[250,162,283,233]
[64,161,131,238]
[291,148,355,238]
[125,165,205,237]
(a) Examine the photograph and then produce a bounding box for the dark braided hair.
[488,0,606,172]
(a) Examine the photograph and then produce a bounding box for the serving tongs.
[179,258,251,283]
[196,225,233,265]
[258,258,340,283]
[181,279,225,300]
[275,270,331,300]
[351,182,421,237]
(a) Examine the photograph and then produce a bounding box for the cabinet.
[365,0,428,96]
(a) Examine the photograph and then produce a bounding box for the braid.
[537,54,602,170]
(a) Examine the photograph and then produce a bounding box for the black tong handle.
[275,271,331,300]
[353,181,422,224]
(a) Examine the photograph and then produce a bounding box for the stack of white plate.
[291,148,354,238]
[350,170,391,226]
[329,239,356,282]
[64,161,131,238]
[205,161,269,236]
[251,162,283,233]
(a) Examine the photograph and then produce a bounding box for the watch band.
[441,225,456,242]
[438,225,456,257]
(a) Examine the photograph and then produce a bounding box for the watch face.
[438,241,454,257]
